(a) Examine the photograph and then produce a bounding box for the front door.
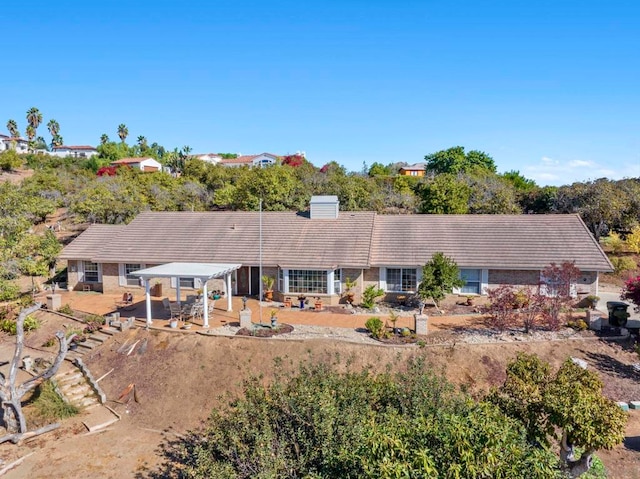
[250,267,261,297]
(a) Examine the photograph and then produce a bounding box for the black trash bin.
[606,301,630,327]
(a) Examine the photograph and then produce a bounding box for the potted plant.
[270,309,278,327]
[262,275,275,301]
[314,297,323,311]
[284,297,292,308]
[343,277,357,304]
[152,280,163,297]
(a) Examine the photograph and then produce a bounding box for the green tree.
[368,162,391,177]
[417,252,465,312]
[463,171,521,214]
[137,135,147,148]
[424,146,496,175]
[100,133,109,145]
[417,173,470,214]
[117,123,128,143]
[490,353,626,477]
[6,119,19,137]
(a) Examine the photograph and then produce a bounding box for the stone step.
[66,389,94,404]
[101,327,119,336]
[78,397,100,409]
[89,332,109,342]
[77,339,102,350]
[62,383,91,395]
[56,371,84,385]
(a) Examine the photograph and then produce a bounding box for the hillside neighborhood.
[1,113,640,478]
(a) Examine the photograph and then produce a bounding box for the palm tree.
[117,124,128,143]
[6,119,19,137]
[137,135,147,147]
[26,107,43,131]
[46,119,60,137]
[100,133,109,145]
[51,134,63,147]
[25,125,35,141]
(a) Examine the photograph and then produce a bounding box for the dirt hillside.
[2,326,640,478]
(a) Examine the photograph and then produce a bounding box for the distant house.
[399,163,426,176]
[50,145,98,158]
[194,153,223,164]
[110,157,162,172]
[60,196,612,306]
[0,134,29,154]
[219,153,279,168]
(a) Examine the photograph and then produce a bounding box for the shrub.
[0,315,40,335]
[0,150,22,171]
[610,256,637,275]
[626,226,640,254]
[602,232,625,253]
[361,285,384,308]
[0,278,20,301]
[31,380,79,424]
[365,316,384,339]
[57,303,74,315]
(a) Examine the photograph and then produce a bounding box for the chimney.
[310,195,339,219]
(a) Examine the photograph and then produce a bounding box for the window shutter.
[170,277,177,288]
[416,267,422,285]
[481,269,488,295]
[98,264,103,283]
[379,267,387,291]
[118,264,126,286]
[195,278,202,289]
[78,261,85,282]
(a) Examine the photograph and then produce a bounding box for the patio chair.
[162,297,171,311]
[169,302,182,320]
[116,292,135,311]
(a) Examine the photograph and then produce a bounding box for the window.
[386,268,417,292]
[460,269,481,294]
[288,270,327,294]
[179,277,195,289]
[333,269,342,295]
[124,263,141,286]
[83,262,99,283]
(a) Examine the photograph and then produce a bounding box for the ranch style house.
[59,196,613,305]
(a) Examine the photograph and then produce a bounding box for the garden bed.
[236,323,294,338]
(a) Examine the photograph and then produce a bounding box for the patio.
[38,290,420,332]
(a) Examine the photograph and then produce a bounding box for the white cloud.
[541,156,557,165]
[568,159,594,168]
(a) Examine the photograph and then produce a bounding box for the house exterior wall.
[487,269,599,295]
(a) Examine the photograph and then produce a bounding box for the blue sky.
[2,0,639,186]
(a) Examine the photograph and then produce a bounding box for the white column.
[202,278,209,328]
[145,278,152,326]
[226,273,233,311]
[176,278,181,306]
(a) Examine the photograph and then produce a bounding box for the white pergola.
[132,262,241,328]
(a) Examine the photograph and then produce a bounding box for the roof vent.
[310,195,339,219]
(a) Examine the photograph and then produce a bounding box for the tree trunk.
[0,302,70,435]
[560,431,594,478]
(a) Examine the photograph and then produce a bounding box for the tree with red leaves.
[96,165,118,177]
[539,261,581,330]
[621,275,640,312]
[281,154,305,168]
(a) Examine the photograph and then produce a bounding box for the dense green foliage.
[490,353,626,476]
[417,253,465,310]
[151,358,560,478]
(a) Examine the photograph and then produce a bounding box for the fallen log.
[0,422,60,445]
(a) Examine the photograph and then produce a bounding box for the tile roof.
[111,157,155,164]
[83,211,376,268]
[399,163,426,171]
[59,224,126,260]
[219,155,257,165]
[371,214,612,271]
[61,212,613,273]
[54,145,97,150]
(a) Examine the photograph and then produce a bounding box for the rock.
[571,357,588,369]
[617,402,629,412]
[629,401,640,410]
